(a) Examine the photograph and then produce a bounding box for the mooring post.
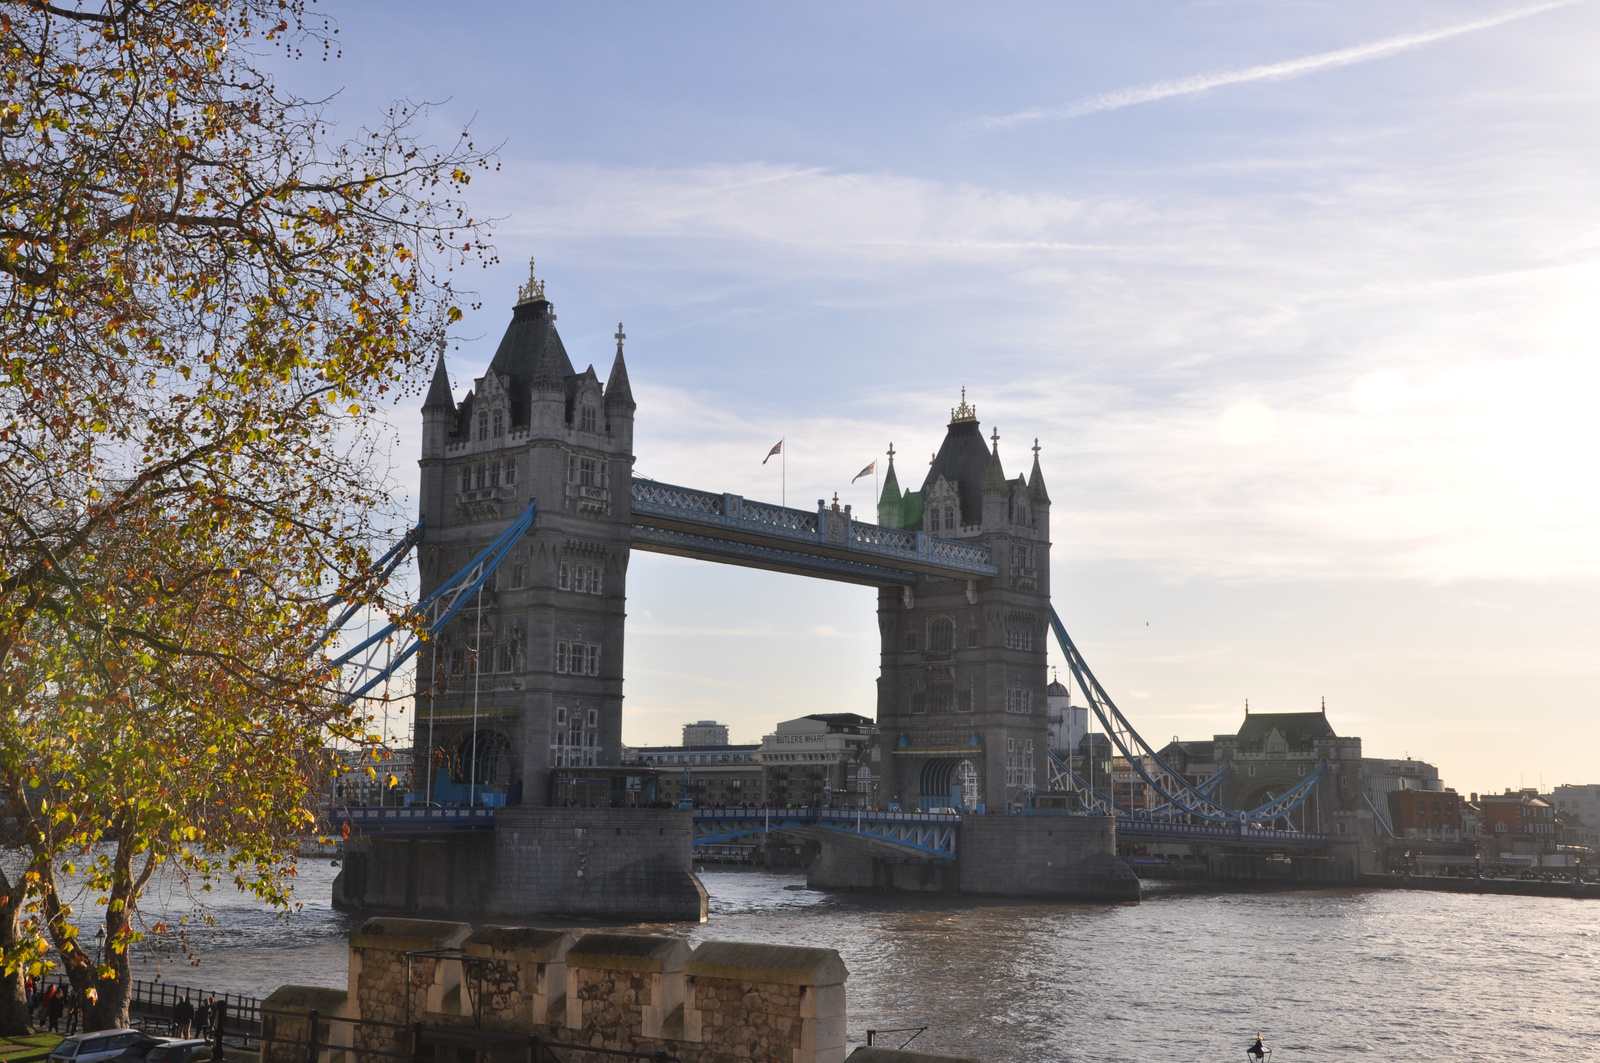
[412,1021,426,1063]
[210,999,228,1062]
[304,1009,320,1063]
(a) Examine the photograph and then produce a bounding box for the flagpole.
[781,438,786,508]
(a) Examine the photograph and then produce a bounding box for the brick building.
[1479,789,1557,858]
[1386,788,1463,841]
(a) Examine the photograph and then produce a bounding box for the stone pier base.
[332,807,707,922]
[806,814,1139,902]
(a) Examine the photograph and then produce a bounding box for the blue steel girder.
[631,526,920,586]
[630,481,996,586]
[692,808,959,859]
[1115,817,1329,849]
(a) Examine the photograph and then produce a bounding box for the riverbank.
[1359,872,1598,899]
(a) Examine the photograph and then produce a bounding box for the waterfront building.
[1478,789,1558,861]
[1213,707,1362,833]
[1547,783,1600,827]
[758,712,878,808]
[1046,676,1086,758]
[682,720,730,747]
[329,749,412,807]
[1386,788,1464,842]
[629,742,762,806]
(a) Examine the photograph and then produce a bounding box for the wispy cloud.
[978,1,1582,129]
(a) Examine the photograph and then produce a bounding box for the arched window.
[477,411,488,441]
[455,730,513,787]
[492,408,504,437]
[929,618,954,652]
[581,406,597,432]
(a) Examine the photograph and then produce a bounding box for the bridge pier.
[804,814,1140,903]
[332,808,707,922]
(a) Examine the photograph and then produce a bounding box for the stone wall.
[271,920,864,1063]
[333,807,706,923]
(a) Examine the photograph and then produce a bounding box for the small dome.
[1046,680,1069,696]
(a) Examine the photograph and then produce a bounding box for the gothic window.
[956,687,973,713]
[967,627,980,648]
[556,641,601,676]
[580,458,596,486]
[1006,688,1033,714]
[911,691,927,714]
[449,646,466,676]
[581,405,597,432]
[459,466,470,492]
[477,411,487,441]
[587,708,599,728]
[511,562,525,589]
[492,409,504,438]
[504,460,516,486]
[555,706,567,726]
[1010,544,1035,571]
[496,641,514,672]
[559,562,571,591]
[473,464,486,490]
[856,766,872,793]
[904,630,917,652]
[931,685,953,713]
[929,618,954,652]
[1006,627,1033,651]
[490,461,502,488]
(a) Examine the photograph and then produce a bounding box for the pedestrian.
[174,994,195,1038]
[198,996,215,1040]
[45,985,64,1033]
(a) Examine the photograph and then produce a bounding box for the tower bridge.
[329,265,1370,921]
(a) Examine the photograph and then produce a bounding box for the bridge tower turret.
[874,392,1052,813]
[412,260,635,808]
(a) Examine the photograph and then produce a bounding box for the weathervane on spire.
[990,426,1000,453]
[951,387,976,424]
[615,322,626,354]
[516,256,547,305]
[1033,437,1041,460]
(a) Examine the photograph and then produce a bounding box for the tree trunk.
[0,875,30,1036]
[82,964,132,1034]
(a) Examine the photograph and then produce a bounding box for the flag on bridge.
[851,461,875,483]
[763,439,783,464]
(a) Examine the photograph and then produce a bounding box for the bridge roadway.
[331,806,1328,854]
[628,480,997,586]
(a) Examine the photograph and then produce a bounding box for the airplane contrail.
[980,0,1582,129]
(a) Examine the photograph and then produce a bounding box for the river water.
[120,860,1599,1063]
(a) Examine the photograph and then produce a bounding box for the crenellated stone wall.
[267,919,906,1063]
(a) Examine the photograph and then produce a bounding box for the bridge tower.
[415,262,635,807]
[874,393,1052,812]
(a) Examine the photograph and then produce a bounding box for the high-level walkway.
[629,480,997,586]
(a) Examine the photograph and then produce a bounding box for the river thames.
[123,859,1599,1063]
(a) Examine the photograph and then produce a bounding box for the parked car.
[48,1031,146,1063]
[109,1037,170,1063]
[144,1040,213,1063]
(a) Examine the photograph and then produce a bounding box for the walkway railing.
[631,481,996,579]
[331,806,496,833]
[691,806,961,859]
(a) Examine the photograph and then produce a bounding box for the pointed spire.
[422,345,454,411]
[515,256,548,305]
[1029,437,1051,504]
[606,322,635,408]
[982,430,1008,495]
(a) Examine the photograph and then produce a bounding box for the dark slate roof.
[1029,449,1051,504]
[422,354,454,411]
[1046,680,1069,696]
[923,418,996,525]
[1234,711,1336,752]
[485,298,575,427]
[605,347,635,408]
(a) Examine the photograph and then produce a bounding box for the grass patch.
[0,1033,62,1063]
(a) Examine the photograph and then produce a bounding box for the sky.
[294,1,1600,796]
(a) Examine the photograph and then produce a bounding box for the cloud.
[978,1,1583,129]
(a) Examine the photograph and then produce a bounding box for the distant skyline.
[300,1,1599,796]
